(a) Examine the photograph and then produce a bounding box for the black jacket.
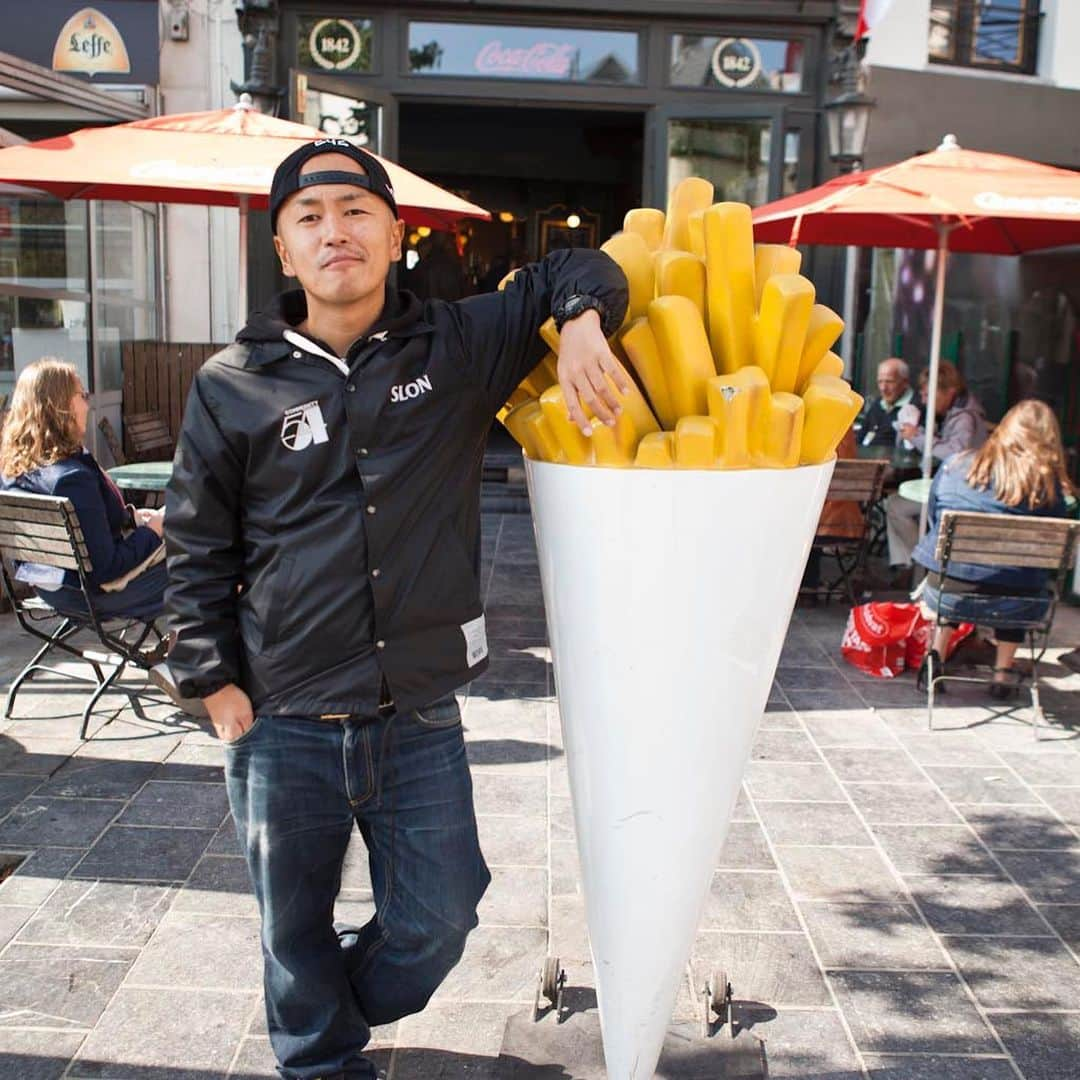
[164,249,627,714]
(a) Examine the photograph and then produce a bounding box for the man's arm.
[450,247,630,432]
[164,373,252,738]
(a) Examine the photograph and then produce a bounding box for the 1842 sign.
[711,38,762,88]
[52,7,131,76]
[298,16,374,73]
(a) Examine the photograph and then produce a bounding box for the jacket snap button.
[371,568,381,578]
[291,350,302,359]
[357,447,369,456]
[376,640,386,650]
[366,504,376,514]
[346,384,356,392]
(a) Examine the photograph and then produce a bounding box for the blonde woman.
[0,358,166,619]
[912,399,1074,698]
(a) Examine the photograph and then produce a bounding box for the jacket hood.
[236,286,426,347]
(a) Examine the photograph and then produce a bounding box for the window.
[406,22,640,84]
[929,0,1041,74]
[670,36,804,93]
[667,119,773,207]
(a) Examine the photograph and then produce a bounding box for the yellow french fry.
[794,305,844,392]
[662,177,715,252]
[648,295,717,420]
[540,384,593,465]
[590,416,637,467]
[620,317,676,430]
[754,274,815,394]
[517,370,550,400]
[583,372,660,439]
[687,209,706,258]
[503,386,534,412]
[635,431,675,468]
[707,366,770,467]
[753,244,803,309]
[655,251,707,320]
[703,202,756,375]
[674,415,720,468]
[800,376,863,465]
[501,399,543,459]
[803,350,845,390]
[623,207,665,253]
[497,267,521,292]
[539,317,560,354]
[520,402,566,463]
[761,392,805,468]
[601,230,654,324]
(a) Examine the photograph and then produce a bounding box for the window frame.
[929,0,1042,76]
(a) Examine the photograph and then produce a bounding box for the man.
[854,357,915,448]
[164,139,628,1080]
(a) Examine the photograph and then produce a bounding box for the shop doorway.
[396,102,644,300]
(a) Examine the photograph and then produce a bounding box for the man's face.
[273,153,405,307]
[877,363,908,406]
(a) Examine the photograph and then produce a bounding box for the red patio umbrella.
[0,94,491,316]
[753,134,1080,491]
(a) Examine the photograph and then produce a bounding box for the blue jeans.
[224,695,490,1080]
[921,583,1051,632]
[37,562,168,622]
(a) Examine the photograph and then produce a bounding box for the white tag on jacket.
[281,400,329,451]
[461,614,488,667]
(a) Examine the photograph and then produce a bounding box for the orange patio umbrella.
[0,94,490,316]
[753,134,1080,490]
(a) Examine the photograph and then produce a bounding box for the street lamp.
[824,47,875,172]
[825,44,875,378]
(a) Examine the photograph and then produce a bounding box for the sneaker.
[149,663,209,718]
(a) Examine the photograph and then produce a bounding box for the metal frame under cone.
[525,458,835,1080]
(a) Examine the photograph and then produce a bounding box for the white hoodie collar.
[283,329,350,377]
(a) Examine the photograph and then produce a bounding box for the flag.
[856,0,896,40]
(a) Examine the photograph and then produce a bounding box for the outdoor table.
[108,461,172,491]
[855,442,922,471]
[897,476,932,504]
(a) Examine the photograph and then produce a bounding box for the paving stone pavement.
[0,511,1077,1079]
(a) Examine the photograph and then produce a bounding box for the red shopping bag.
[841,602,974,679]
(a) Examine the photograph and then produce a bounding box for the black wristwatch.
[553,294,607,332]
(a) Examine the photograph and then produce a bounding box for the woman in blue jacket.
[0,357,167,621]
[912,399,1073,698]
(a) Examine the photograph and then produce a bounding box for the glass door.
[289,71,398,159]
[647,104,810,212]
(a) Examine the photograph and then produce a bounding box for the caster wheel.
[533,956,565,1022]
[707,969,733,1036]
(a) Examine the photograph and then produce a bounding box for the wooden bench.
[124,411,174,460]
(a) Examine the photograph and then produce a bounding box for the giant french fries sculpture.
[504,182,857,1080]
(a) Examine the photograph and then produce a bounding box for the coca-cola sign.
[474,40,577,78]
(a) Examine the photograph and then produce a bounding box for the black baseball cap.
[270,139,399,233]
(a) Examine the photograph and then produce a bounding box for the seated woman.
[912,399,1073,699]
[0,358,166,621]
[886,360,989,574]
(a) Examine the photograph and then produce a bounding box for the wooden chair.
[124,411,174,460]
[97,416,127,467]
[925,510,1080,738]
[0,490,166,738]
[804,459,888,605]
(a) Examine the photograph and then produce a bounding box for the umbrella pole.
[237,194,249,328]
[918,224,949,536]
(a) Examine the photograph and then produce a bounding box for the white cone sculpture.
[526,457,835,1080]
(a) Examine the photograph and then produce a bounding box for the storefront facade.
[255,1,841,303]
[0,2,161,457]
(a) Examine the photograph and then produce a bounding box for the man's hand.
[557,309,633,435]
[204,683,256,743]
[898,423,920,441]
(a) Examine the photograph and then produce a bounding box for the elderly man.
[855,357,915,448]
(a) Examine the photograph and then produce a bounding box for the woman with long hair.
[912,399,1074,698]
[0,357,166,620]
